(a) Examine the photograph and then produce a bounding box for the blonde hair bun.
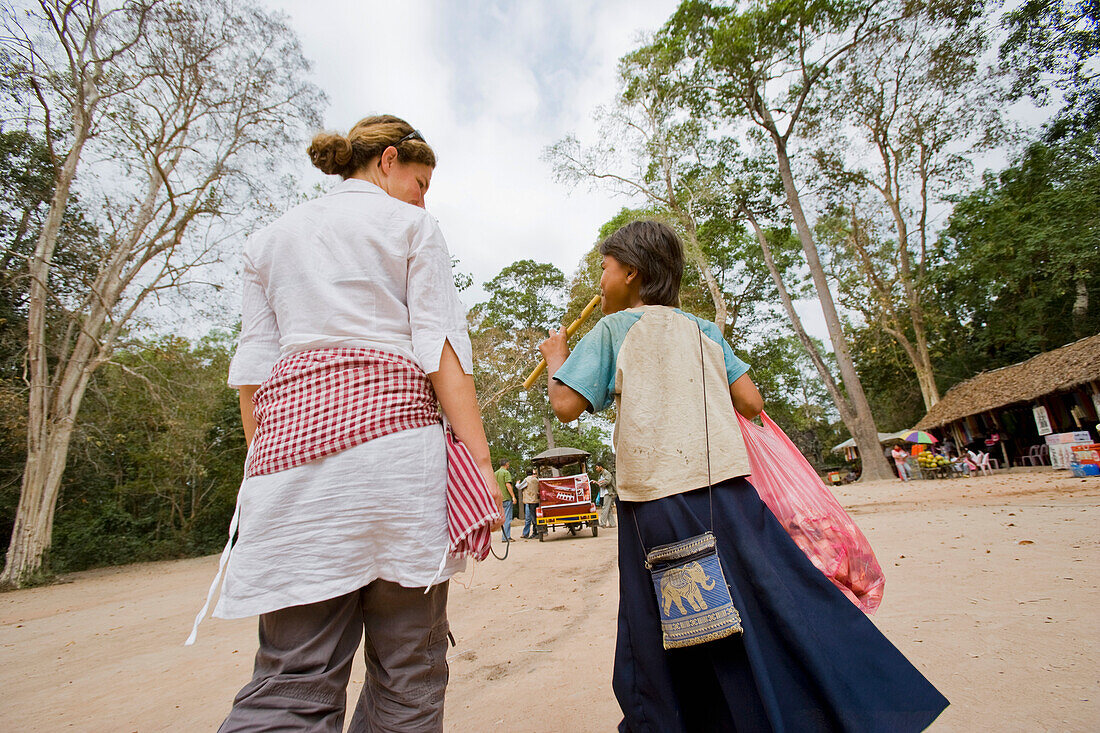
[306,115,436,179]
[308,132,354,177]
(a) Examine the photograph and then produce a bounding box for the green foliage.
[1000,0,1100,106]
[930,103,1100,371]
[551,420,615,472]
[747,332,849,468]
[35,332,246,572]
[0,382,24,550]
[451,257,474,292]
[469,258,614,471]
[846,326,930,431]
[480,259,566,332]
[0,129,102,379]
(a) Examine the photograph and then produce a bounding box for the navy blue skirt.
[614,477,948,732]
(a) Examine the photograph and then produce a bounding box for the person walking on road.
[520,468,540,539]
[203,115,501,732]
[539,220,947,731]
[495,459,515,542]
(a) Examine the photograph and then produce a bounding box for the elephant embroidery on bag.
[660,561,716,615]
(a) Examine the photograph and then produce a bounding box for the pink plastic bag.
[737,411,885,614]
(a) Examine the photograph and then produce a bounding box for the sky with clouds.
[262,0,684,302]
[249,0,1047,346]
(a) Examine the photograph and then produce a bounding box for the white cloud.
[261,0,679,307]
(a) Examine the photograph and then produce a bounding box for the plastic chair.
[1021,445,1045,467]
[968,450,994,476]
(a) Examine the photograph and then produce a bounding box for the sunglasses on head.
[395,129,424,145]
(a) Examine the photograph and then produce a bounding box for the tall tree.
[748,331,847,467]
[650,0,955,480]
[470,260,570,462]
[0,127,101,545]
[717,146,859,442]
[546,40,743,334]
[811,13,1002,409]
[0,0,323,586]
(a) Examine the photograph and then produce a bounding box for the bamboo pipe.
[522,295,602,390]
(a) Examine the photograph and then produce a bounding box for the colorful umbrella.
[901,430,938,444]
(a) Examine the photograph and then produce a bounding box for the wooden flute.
[522,294,602,390]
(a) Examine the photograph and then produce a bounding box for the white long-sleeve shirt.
[213,178,470,620]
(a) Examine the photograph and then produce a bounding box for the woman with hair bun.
[197,115,500,732]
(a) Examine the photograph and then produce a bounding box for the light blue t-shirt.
[552,306,753,502]
[555,308,750,413]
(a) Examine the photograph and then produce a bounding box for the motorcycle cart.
[531,447,599,541]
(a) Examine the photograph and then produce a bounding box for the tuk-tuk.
[531,447,599,541]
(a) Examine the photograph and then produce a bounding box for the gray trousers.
[600,494,617,527]
[219,579,449,733]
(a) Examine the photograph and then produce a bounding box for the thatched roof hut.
[916,334,1100,429]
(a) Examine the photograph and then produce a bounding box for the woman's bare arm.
[238,385,260,446]
[428,339,504,528]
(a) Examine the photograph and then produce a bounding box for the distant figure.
[520,468,540,539]
[891,445,911,482]
[942,438,956,459]
[495,459,515,542]
[595,463,617,528]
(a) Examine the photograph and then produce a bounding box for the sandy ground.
[1,467,1097,732]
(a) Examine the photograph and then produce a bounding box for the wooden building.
[915,334,1100,465]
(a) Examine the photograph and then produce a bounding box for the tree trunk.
[3,107,92,586]
[1,413,78,586]
[743,208,856,429]
[848,208,941,411]
[680,224,729,333]
[3,318,100,586]
[688,240,729,333]
[770,138,893,481]
[1073,277,1089,337]
[882,190,940,408]
[673,191,729,334]
[882,323,940,414]
[543,415,561,476]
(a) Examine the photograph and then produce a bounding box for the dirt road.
[1,468,1097,731]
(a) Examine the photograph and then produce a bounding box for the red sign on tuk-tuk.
[535,474,598,539]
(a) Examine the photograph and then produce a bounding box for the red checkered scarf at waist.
[246,347,499,561]
[247,348,439,477]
